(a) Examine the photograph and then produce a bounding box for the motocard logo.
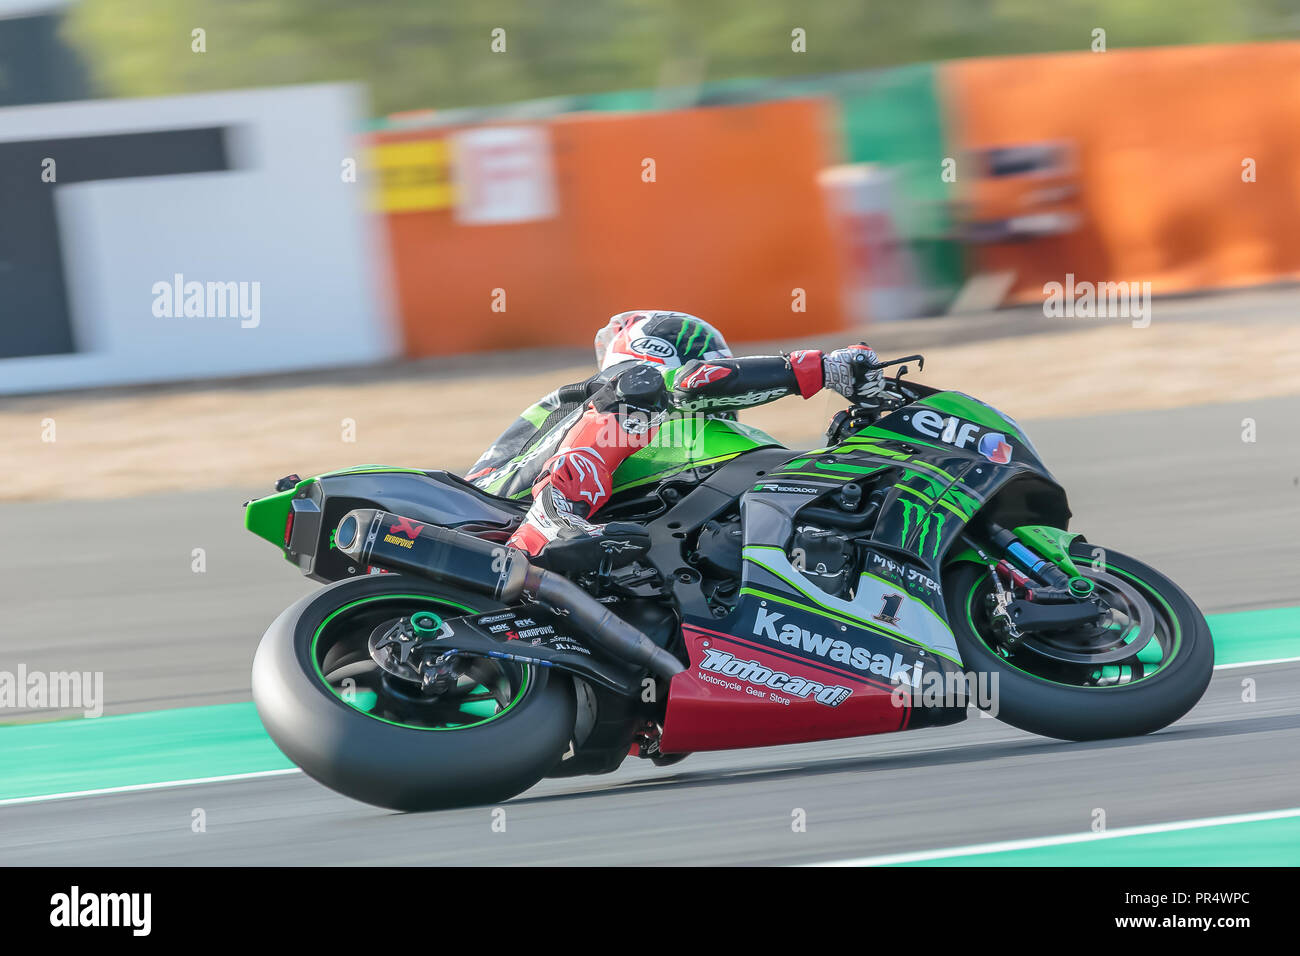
[751,608,924,687]
[911,409,1013,463]
[699,646,851,707]
[629,336,676,359]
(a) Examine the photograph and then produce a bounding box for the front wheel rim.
[963,562,1183,689]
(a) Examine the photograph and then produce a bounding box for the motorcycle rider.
[466,311,886,568]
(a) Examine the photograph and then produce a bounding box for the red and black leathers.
[467,345,879,558]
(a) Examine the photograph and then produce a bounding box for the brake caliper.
[985,563,1024,648]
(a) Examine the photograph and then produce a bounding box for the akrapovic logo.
[699,646,851,707]
[751,608,924,686]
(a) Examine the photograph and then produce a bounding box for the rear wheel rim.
[310,593,531,730]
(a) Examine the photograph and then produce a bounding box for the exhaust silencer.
[334,509,684,680]
[335,508,529,602]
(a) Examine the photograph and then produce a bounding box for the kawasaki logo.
[751,608,924,686]
[699,647,851,707]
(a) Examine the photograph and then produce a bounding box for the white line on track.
[808,806,1300,866]
[1214,656,1300,670]
[0,768,301,808]
[0,656,1294,810]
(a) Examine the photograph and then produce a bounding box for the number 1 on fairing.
[874,593,903,625]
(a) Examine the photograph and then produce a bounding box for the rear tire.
[944,542,1213,741]
[252,575,575,811]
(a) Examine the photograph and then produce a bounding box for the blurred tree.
[61,0,1300,115]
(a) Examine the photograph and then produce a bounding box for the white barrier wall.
[0,84,396,393]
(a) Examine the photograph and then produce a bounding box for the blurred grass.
[62,0,1300,115]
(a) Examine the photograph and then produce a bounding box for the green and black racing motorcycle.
[245,354,1214,811]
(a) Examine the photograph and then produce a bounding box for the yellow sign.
[370,140,453,213]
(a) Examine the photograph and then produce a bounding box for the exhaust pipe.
[335,508,529,602]
[335,509,684,679]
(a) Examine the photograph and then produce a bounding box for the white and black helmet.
[594,311,731,371]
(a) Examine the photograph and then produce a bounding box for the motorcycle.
[246,355,1214,811]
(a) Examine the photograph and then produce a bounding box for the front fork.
[962,521,1105,648]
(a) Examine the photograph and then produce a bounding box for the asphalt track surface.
[2,395,1298,865]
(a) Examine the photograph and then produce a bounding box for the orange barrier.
[943,43,1300,301]
[373,98,847,356]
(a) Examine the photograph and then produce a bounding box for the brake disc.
[1018,568,1157,666]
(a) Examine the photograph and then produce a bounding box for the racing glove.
[822,344,885,401]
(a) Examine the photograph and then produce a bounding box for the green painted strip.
[768,471,850,481]
[0,607,1295,805]
[0,702,292,803]
[814,461,885,475]
[1206,606,1300,666]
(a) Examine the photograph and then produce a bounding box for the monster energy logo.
[899,500,945,559]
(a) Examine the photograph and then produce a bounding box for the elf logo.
[699,646,851,707]
[751,608,924,686]
[911,409,1013,463]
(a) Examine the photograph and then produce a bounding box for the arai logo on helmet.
[911,408,1013,463]
[629,336,676,359]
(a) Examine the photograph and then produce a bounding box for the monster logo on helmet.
[594,311,732,371]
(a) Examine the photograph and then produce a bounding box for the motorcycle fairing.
[741,544,962,662]
[659,390,1068,752]
[608,414,782,495]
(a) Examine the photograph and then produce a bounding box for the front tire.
[252,575,575,811]
[944,542,1213,741]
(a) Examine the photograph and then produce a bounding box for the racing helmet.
[594,311,731,371]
